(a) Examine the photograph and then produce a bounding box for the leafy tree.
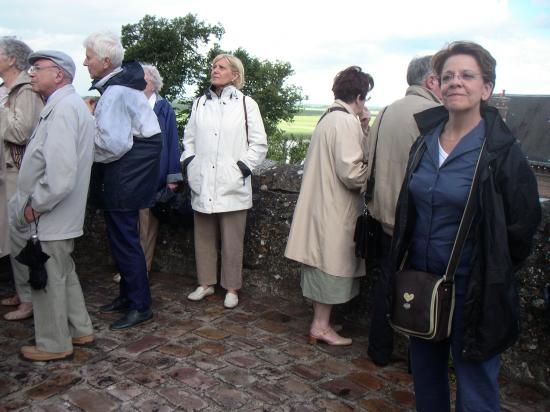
[121,14,224,100]
[121,15,306,163]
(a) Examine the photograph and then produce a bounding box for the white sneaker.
[113,273,121,283]
[224,292,239,309]
[187,286,214,301]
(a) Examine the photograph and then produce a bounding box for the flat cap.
[28,50,76,79]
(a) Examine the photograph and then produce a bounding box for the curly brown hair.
[332,66,374,103]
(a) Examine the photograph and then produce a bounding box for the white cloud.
[1,0,548,106]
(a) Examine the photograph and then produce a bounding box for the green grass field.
[280,107,380,138]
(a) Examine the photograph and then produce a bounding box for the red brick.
[26,373,82,401]
[65,388,119,412]
[124,335,167,355]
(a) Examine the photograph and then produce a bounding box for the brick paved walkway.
[0,271,548,411]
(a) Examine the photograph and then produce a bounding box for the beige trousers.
[194,210,247,291]
[10,232,93,352]
[7,169,31,303]
[139,208,159,273]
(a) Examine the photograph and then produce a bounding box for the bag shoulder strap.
[444,140,486,282]
[317,106,349,125]
[194,95,204,112]
[365,106,389,202]
[243,96,249,145]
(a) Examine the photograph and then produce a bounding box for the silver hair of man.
[0,37,33,71]
[83,31,124,68]
[141,63,163,92]
[406,55,434,87]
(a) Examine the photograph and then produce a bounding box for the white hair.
[83,31,124,68]
[141,63,163,92]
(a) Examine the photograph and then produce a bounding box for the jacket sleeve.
[30,106,78,214]
[93,88,133,163]
[181,98,198,162]
[0,86,43,145]
[161,102,183,183]
[498,142,541,268]
[241,97,267,171]
[333,116,368,191]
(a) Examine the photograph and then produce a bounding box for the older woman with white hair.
[182,53,267,309]
[138,63,182,274]
[0,37,44,321]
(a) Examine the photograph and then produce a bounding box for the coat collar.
[424,120,485,167]
[405,85,441,104]
[1,70,32,92]
[90,67,123,94]
[331,99,356,115]
[414,104,515,154]
[39,84,75,118]
[205,84,241,101]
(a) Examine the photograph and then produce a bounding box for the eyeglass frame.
[438,70,482,84]
[28,64,61,74]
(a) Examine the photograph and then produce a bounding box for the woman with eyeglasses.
[0,37,43,321]
[285,66,373,346]
[390,41,541,411]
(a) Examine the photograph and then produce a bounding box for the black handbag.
[354,210,382,261]
[389,140,485,342]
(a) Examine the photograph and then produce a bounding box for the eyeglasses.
[439,71,481,84]
[28,65,61,74]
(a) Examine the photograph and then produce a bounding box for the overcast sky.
[1,0,549,107]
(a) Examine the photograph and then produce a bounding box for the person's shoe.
[308,329,352,346]
[1,295,20,306]
[20,345,73,361]
[99,297,130,313]
[113,273,121,283]
[3,304,33,321]
[367,349,390,367]
[224,292,239,309]
[187,286,214,301]
[72,334,95,346]
[110,309,153,330]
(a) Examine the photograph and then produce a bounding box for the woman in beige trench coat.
[285,66,373,345]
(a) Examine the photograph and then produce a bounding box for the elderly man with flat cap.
[9,50,95,361]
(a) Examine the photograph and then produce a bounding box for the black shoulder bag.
[389,140,485,342]
[354,107,387,261]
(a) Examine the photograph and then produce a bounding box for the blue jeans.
[409,299,501,412]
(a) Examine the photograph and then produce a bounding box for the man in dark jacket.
[366,56,441,366]
[83,31,162,330]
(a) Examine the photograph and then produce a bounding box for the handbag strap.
[365,106,388,202]
[444,139,486,282]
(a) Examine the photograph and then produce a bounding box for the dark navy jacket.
[153,97,182,189]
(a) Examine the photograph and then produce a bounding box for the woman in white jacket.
[182,54,267,308]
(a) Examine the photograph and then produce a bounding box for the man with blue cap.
[9,50,95,361]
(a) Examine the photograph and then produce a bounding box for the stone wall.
[75,162,550,393]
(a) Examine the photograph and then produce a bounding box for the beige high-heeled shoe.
[308,329,352,346]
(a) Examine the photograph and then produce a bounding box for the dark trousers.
[367,231,394,364]
[105,210,151,311]
[409,298,500,412]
